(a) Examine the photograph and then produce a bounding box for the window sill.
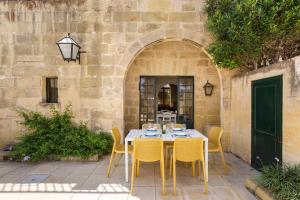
[39,102,61,107]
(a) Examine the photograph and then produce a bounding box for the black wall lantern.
[56,33,85,64]
[203,80,214,96]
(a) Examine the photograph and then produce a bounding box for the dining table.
[124,129,208,182]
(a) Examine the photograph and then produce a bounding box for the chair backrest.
[133,138,163,162]
[111,127,122,147]
[207,127,223,147]
[173,138,204,162]
[165,123,184,129]
[142,123,162,129]
[162,112,172,121]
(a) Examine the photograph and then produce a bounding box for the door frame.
[139,76,157,128]
[251,75,283,167]
[139,76,195,128]
[177,76,195,129]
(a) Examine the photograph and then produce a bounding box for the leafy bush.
[257,164,300,200]
[205,0,300,69]
[12,105,113,162]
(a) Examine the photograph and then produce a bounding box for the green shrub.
[205,0,300,69]
[257,164,300,200]
[12,105,113,162]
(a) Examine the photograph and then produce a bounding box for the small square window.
[46,77,58,103]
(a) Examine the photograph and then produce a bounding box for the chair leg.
[161,159,165,194]
[201,159,208,194]
[169,155,173,178]
[106,151,115,177]
[173,158,177,194]
[198,160,201,177]
[165,146,168,168]
[130,157,136,193]
[160,160,163,178]
[212,153,216,165]
[116,154,124,166]
[219,148,228,174]
[192,161,195,177]
[136,160,140,177]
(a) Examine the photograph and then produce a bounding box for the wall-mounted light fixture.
[56,33,86,64]
[203,80,214,96]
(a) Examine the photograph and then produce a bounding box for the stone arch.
[120,29,217,77]
[122,29,224,136]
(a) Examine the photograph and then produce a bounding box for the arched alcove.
[124,40,221,134]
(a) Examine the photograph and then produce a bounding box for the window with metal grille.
[46,77,58,103]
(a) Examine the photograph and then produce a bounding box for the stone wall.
[124,41,220,134]
[1,0,298,165]
[0,0,215,144]
[230,56,300,165]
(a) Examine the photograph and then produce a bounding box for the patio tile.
[8,164,39,175]
[70,193,101,200]
[44,175,68,183]
[209,186,240,200]
[128,186,156,200]
[100,193,129,200]
[156,186,185,200]
[0,153,258,200]
[20,192,46,200]
[50,166,76,177]
[81,174,109,191]
[181,185,212,200]
[30,162,59,174]
[0,193,23,200]
[70,163,99,175]
[64,174,91,190]
[133,163,155,187]
[41,193,73,200]
[0,173,27,183]
[206,174,227,187]
[0,165,20,176]
[230,185,258,200]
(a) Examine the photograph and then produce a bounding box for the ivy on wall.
[205,0,300,69]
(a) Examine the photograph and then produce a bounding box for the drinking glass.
[182,124,186,132]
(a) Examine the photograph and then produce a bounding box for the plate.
[174,132,187,136]
[145,131,158,136]
[173,128,183,131]
[147,128,157,131]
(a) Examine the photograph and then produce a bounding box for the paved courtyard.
[0,153,259,200]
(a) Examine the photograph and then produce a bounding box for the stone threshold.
[245,178,275,200]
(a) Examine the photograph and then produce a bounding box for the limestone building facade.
[0,0,299,165]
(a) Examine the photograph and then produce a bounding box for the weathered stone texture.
[0,0,297,166]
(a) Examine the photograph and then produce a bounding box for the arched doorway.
[124,41,221,134]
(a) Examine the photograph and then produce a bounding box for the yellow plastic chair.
[142,123,161,129]
[130,138,165,194]
[107,127,133,177]
[207,127,227,174]
[170,138,208,194]
[165,124,184,168]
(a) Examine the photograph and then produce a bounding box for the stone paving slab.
[0,153,258,200]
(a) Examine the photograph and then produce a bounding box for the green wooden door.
[252,75,282,169]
